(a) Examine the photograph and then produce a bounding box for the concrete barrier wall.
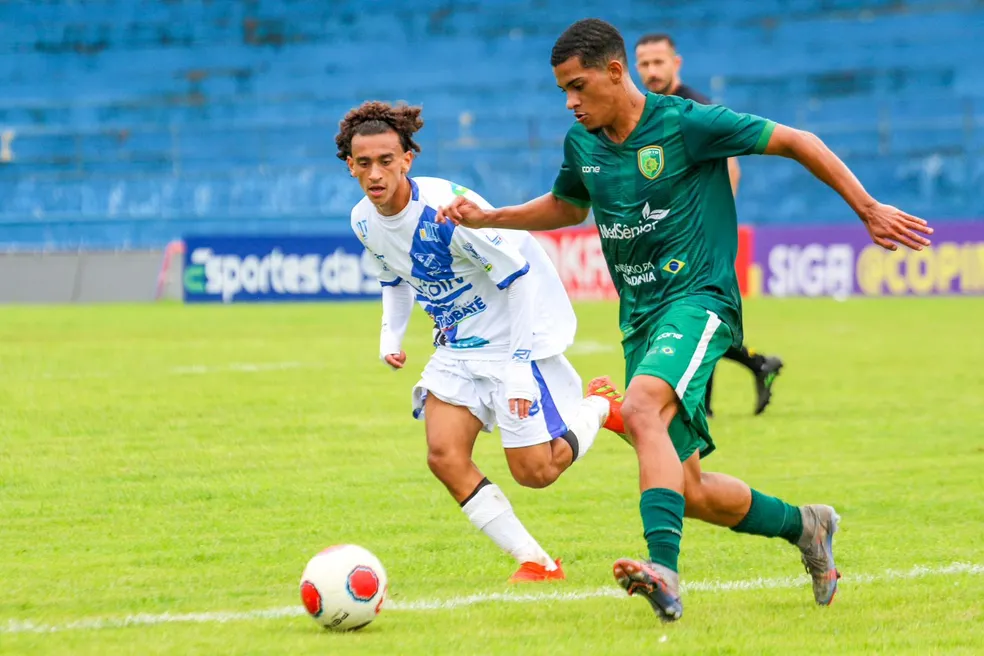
[0,250,174,303]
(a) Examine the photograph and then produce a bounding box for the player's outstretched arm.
[436,193,588,231]
[763,124,933,251]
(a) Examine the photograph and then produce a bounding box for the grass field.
[1,297,982,655]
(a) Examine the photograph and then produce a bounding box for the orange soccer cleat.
[508,559,566,584]
[587,376,626,436]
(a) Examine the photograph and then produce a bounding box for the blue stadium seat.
[0,0,982,248]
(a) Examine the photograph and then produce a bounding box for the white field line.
[28,341,615,381]
[30,344,616,380]
[29,362,320,380]
[169,361,312,375]
[2,562,980,635]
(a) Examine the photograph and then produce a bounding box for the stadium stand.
[0,0,982,249]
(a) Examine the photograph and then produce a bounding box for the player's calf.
[505,440,569,489]
[682,464,755,528]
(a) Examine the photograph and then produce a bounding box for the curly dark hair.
[551,18,627,69]
[335,101,424,160]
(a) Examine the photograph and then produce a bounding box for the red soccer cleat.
[508,559,566,584]
[587,376,626,436]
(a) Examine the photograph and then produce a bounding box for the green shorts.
[623,302,734,461]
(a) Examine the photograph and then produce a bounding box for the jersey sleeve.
[451,227,530,290]
[679,101,776,163]
[351,213,403,287]
[551,133,592,208]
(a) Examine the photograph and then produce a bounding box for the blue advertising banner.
[182,235,382,303]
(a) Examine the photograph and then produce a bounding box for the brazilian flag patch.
[662,259,686,274]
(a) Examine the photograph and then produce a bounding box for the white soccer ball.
[299,544,388,631]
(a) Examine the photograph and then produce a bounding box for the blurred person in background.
[635,32,784,418]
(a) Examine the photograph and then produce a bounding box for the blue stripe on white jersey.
[409,206,457,283]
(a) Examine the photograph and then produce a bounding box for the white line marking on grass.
[30,362,320,380]
[2,607,307,635]
[39,371,112,380]
[3,562,980,635]
[169,362,313,375]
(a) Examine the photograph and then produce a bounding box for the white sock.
[461,482,556,570]
[564,395,609,462]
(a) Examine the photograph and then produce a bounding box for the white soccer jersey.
[350,176,576,360]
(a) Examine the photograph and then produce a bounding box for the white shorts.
[411,350,583,449]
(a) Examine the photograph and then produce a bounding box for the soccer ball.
[299,544,388,631]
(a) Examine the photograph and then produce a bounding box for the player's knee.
[622,378,676,442]
[426,444,467,482]
[621,397,668,442]
[683,473,721,519]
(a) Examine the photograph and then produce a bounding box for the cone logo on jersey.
[637,145,665,180]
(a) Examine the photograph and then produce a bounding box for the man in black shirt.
[634,32,784,417]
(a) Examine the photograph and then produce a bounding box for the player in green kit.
[438,18,933,622]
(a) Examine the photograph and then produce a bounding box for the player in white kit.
[336,101,622,583]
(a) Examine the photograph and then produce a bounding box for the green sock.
[640,488,685,572]
[731,489,804,544]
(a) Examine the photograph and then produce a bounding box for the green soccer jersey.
[551,92,775,345]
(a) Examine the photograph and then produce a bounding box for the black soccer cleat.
[754,356,783,416]
[613,558,683,623]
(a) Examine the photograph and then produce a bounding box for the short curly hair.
[551,18,627,69]
[335,101,424,161]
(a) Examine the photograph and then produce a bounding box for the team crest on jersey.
[637,145,665,180]
[419,222,442,242]
[355,219,369,240]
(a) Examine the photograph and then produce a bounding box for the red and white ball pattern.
[299,544,388,631]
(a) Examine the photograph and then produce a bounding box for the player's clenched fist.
[383,351,407,370]
[436,196,492,229]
